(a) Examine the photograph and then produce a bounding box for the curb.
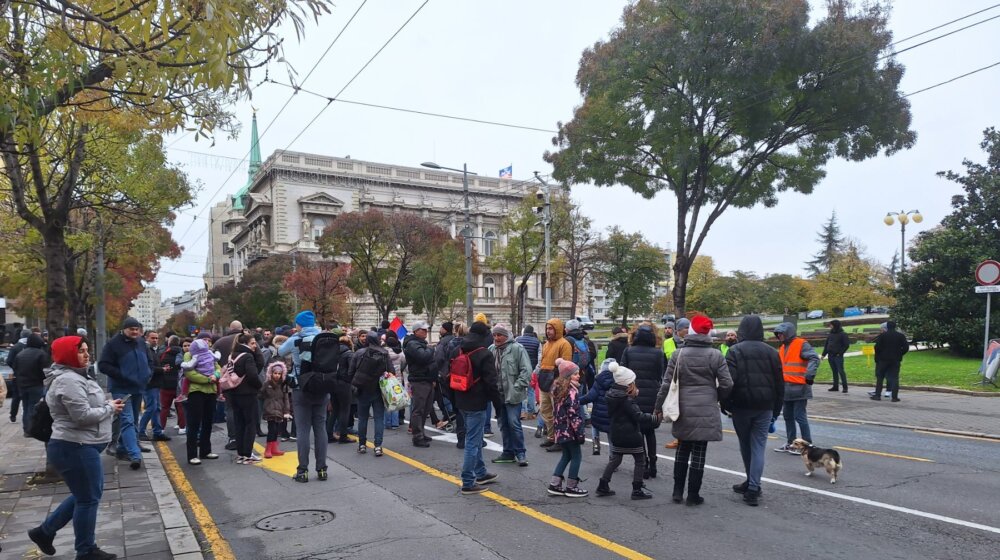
[833,383,1000,397]
[812,415,1000,441]
[145,444,206,560]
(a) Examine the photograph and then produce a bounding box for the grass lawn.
[813,348,997,392]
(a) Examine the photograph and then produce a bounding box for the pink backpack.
[218,353,249,392]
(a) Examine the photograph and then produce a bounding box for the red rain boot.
[271,441,285,456]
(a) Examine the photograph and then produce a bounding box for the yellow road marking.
[913,430,1000,443]
[158,443,236,560]
[252,442,299,475]
[812,418,861,426]
[832,446,933,463]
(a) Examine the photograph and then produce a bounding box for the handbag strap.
[672,350,681,383]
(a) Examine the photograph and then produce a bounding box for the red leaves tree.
[283,260,351,327]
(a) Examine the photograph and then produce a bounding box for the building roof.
[231,113,261,211]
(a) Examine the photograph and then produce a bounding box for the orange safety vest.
[778,338,808,384]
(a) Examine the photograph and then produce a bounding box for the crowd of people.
[1,310,914,558]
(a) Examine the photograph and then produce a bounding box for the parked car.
[661,313,676,325]
[844,307,863,317]
[1,348,12,398]
[806,309,825,319]
[574,316,596,330]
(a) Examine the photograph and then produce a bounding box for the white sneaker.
[188,458,202,465]
[178,428,187,435]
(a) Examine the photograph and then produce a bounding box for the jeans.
[159,388,186,429]
[497,403,525,457]
[483,401,494,433]
[184,392,216,461]
[553,442,583,480]
[41,439,106,557]
[292,390,329,472]
[229,394,258,458]
[732,409,771,492]
[19,385,44,435]
[522,387,536,415]
[782,399,812,444]
[828,354,848,390]
[356,387,385,446]
[112,391,143,460]
[409,381,435,441]
[139,387,163,436]
[875,361,901,400]
[460,409,488,488]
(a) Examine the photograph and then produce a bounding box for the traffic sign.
[975,260,1000,285]
[975,285,1000,293]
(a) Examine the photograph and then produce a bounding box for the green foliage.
[545,0,915,316]
[594,227,669,325]
[205,256,294,330]
[408,239,466,326]
[805,211,846,277]
[895,129,1000,357]
[809,242,894,315]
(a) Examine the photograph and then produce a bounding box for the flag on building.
[389,316,408,339]
[499,165,512,179]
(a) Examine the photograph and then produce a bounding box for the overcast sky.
[155,0,1000,299]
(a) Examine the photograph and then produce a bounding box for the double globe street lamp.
[884,209,923,272]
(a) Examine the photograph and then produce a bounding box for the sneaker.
[534,428,543,439]
[188,458,202,465]
[235,456,246,465]
[547,482,565,496]
[563,485,589,498]
[732,481,749,494]
[28,526,56,555]
[545,444,563,453]
[293,471,308,483]
[153,433,172,442]
[374,447,383,457]
[129,460,142,470]
[413,439,430,448]
[483,432,494,438]
[249,453,262,462]
[774,443,794,453]
[358,444,367,454]
[743,489,760,506]
[225,439,238,450]
[516,454,529,467]
[201,453,219,460]
[461,484,488,495]
[491,454,516,464]
[891,398,901,402]
[139,445,153,453]
[177,428,187,435]
[476,472,499,485]
[78,547,117,560]
[828,386,839,391]
[317,468,328,481]
[539,440,554,448]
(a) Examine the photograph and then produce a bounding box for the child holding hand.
[597,363,661,499]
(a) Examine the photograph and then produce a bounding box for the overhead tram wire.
[175,0,431,253]
[167,0,370,251]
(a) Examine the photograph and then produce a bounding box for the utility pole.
[94,219,107,359]
[462,163,474,325]
[534,172,552,319]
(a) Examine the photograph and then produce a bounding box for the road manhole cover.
[255,510,335,531]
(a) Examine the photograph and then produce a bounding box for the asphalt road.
[163,414,1000,560]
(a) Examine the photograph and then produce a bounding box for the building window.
[223,263,230,276]
[312,216,328,240]
[483,277,496,299]
[483,231,497,257]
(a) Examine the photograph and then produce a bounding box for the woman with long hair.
[225,333,263,464]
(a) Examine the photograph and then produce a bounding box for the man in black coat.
[822,320,852,393]
[455,322,503,495]
[723,315,784,506]
[873,321,909,402]
[138,330,171,442]
[13,333,50,436]
[403,320,436,448]
[5,329,32,423]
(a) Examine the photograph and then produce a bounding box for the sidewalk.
[810,388,1000,440]
[0,419,203,559]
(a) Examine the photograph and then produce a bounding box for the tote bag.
[662,351,681,421]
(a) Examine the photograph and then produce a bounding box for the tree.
[163,310,198,337]
[594,227,670,326]
[283,260,351,327]
[551,199,600,314]
[320,211,450,323]
[488,196,553,332]
[758,274,810,314]
[408,239,466,328]
[887,249,900,283]
[894,128,1000,356]
[204,256,294,331]
[0,0,332,333]
[546,0,915,317]
[808,242,893,316]
[805,211,846,277]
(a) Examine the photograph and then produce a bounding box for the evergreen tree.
[805,211,846,277]
[888,250,900,283]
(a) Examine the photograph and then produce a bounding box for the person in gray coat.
[772,322,820,453]
[655,315,733,506]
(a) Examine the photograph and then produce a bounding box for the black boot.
[596,478,615,497]
[647,456,657,479]
[672,461,687,503]
[686,468,705,506]
[631,481,653,500]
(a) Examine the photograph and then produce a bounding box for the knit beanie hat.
[122,316,142,330]
[474,312,488,325]
[295,310,316,328]
[555,357,579,379]
[441,321,454,333]
[691,315,713,335]
[608,362,636,386]
[565,319,582,332]
[491,323,512,338]
[675,318,691,332]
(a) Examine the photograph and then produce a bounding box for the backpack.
[297,332,342,394]
[449,347,484,392]
[218,353,249,392]
[352,346,387,388]
[570,337,593,377]
[28,396,54,443]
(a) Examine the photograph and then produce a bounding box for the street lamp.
[884,210,923,272]
[422,161,476,325]
[533,172,553,319]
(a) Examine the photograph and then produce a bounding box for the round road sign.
[975,260,1000,285]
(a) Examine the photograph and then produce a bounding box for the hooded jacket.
[44,337,115,445]
[452,331,502,412]
[605,383,659,450]
[620,327,665,414]
[278,326,323,378]
[14,333,50,389]
[773,322,820,401]
[655,333,733,442]
[822,321,852,357]
[723,316,784,416]
[403,334,436,382]
[99,331,152,394]
[606,332,630,364]
[539,319,572,372]
[489,340,532,405]
[874,326,909,364]
[579,359,616,433]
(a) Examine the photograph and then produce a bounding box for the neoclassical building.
[205,115,572,328]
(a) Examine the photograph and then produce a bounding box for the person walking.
[403,320,436,447]
[12,332,49,436]
[822,320,851,393]
[596,362,660,499]
[225,334,263,464]
[28,335,124,560]
[278,311,329,482]
[873,321,909,402]
[538,319,573,451]
[180,338,221,465]
[546,358,588,498]
[6,329,31,423]
[350,330,390,458]
[722,316,784,506]
[489,323,532,467]
[620,322,665,478]
[260,362,291,458]
[655,315,733,505]
[454,321,502,495]
[98,317,153,470]
[580,358,615,455]
[772,322,820,452]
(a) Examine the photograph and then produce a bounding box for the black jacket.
[606,334,629,364]
[336,343,354,383]
[403,335,435,383]
[350,343,389,391]
[225,343,262,397]
[146,345,166,390]
[620,330,665,414]
[723,316,784,416]
[822,329,851,357]
[605,384,658,450]
[875,328,909,364]
[6,340,25,368]
[159,345,184,389]
[452,332,502,412]
[14,334,50,389]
